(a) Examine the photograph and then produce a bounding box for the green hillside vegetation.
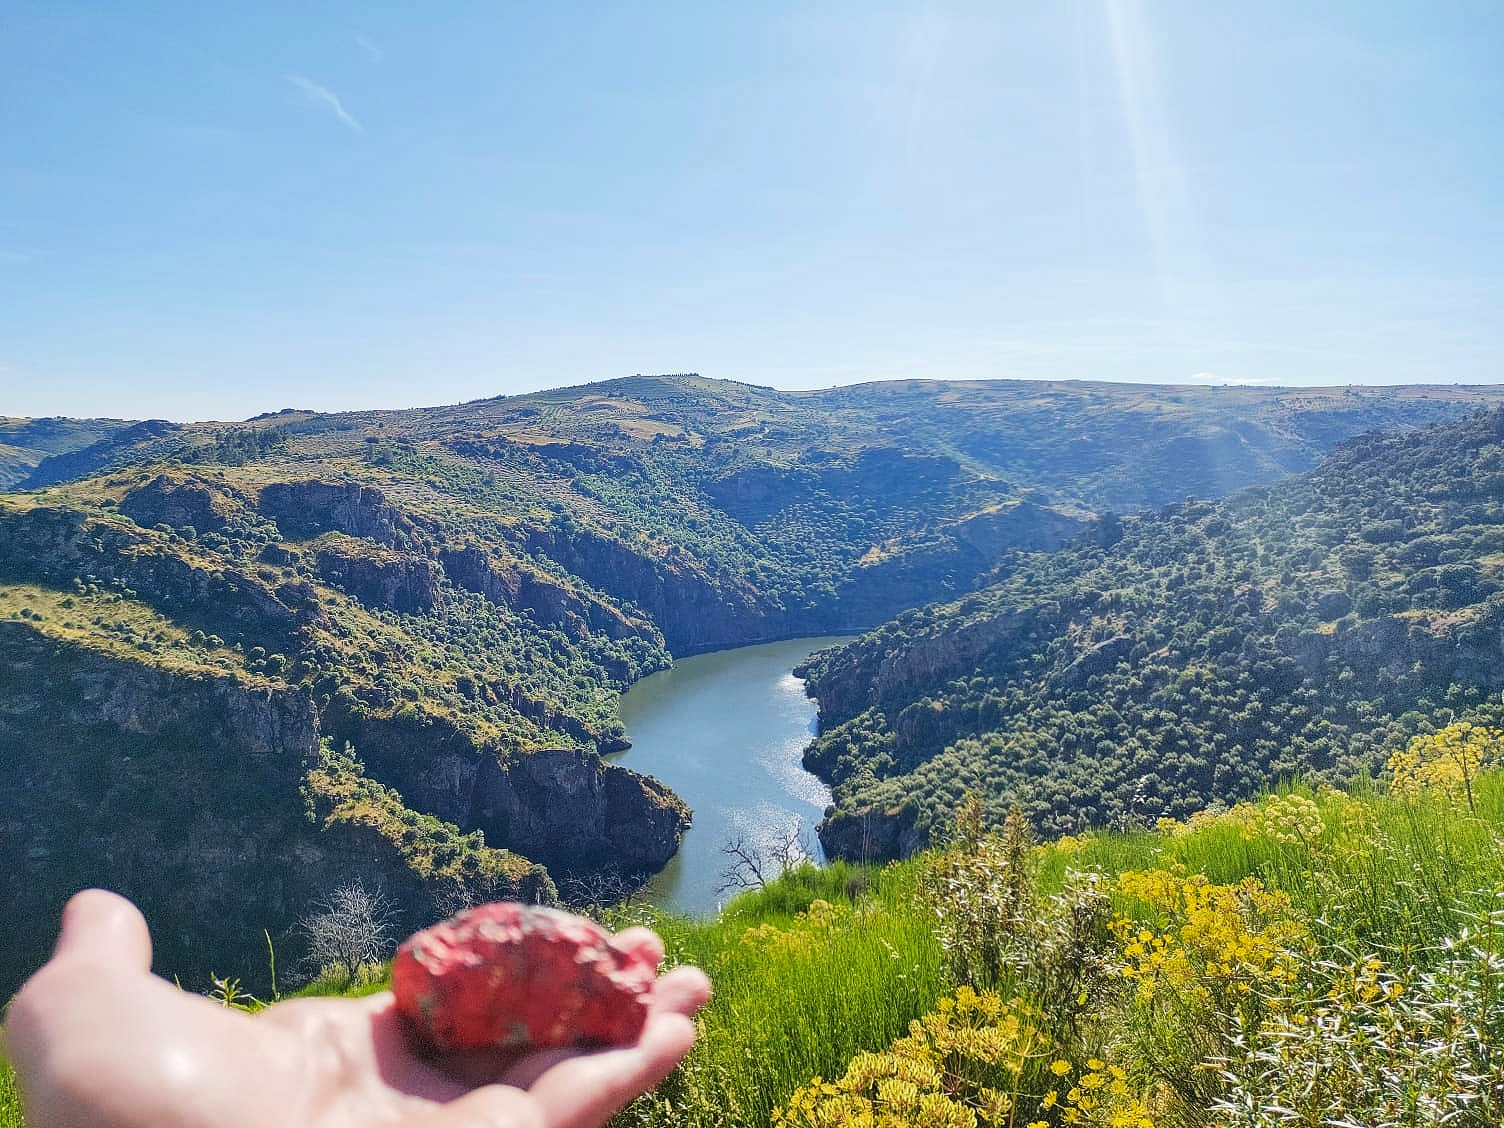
[4,376,1504,994]
[803,408,1504,857]
[0,416,170,490]
[6,733,1502,1127]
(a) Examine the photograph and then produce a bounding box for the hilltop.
[2,374,1502,993]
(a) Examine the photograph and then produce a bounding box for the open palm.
[5,890,711,1128]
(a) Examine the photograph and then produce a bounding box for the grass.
[621,866,946,1127]
[4,767,1503,1127]
[0,1061,18,1128]
[0,581,252,679]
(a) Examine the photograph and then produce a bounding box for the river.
[615,636,853,915]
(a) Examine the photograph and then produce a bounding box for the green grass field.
[5,743,1502,1127]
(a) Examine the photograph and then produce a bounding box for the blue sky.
[2,2,1502,421]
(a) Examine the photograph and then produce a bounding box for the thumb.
[51,888,153,973]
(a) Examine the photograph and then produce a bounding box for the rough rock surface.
[317,700,684,872]
[525,527,789,655]
[259,480,423,547]
[0,623,565,998]
[393,903,656,1051]
[440,544,658,648]
[119,473,252,534]
[314,539,440,613]
[469,748,691,874]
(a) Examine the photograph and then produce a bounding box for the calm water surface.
[616,636,853,915]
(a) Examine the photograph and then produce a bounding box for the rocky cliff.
[0,622,551,996]
[525,526,792,655]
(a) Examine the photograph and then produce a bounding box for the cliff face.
[259,480,424,547]
[0,621,573,996]
[469,748,690,874]
[806,604,1058,728]
[119,472,253,533]
[526,527,791,655]
[319,700,686,872]
[440,545,660,648]
[314,538,441,614]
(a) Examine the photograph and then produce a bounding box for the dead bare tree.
[558,868,643,912]
[299,882,394,982]
[717,824,813,896]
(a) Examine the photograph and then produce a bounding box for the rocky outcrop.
[259,480,423,547]
[440,545,659,646]
[1057,634,1136,691]
[526,527,789,655]
[319,700,689,875]
[816,803,926,863]
[0,504,319,646]
[951,500,1087,560]
[705,462,817,525]
[119,473,252,534]
[1331,606,1504,687]
[808,604,1056,727]
[314,538,440,614]
[469,748,690,874]
[0,622,657,997]
[0,624,357,995]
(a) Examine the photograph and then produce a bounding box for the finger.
[494,965,710,1091]
[414,1085,546,1128]
[51,889,152,972]
[516,1011,698,1128]
[648,966,712,1017]
[609,928,663,968]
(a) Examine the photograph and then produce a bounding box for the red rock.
[392,902,657,1052]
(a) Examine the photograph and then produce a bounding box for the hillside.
[802,407,1504,858]
[3,375,1503,994]
[0,416,143,491]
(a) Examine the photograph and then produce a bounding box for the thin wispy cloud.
[355,35,384,63]
[286,75,362,132]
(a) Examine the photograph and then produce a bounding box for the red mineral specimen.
[391,902,658,1052]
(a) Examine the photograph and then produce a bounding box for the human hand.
[4,889,711,1128]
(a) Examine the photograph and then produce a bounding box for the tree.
[717,824,812,896]
[299,883,394,982]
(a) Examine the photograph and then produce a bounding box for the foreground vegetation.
[7,724,1503,1126]
[623,725,1504,1126]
